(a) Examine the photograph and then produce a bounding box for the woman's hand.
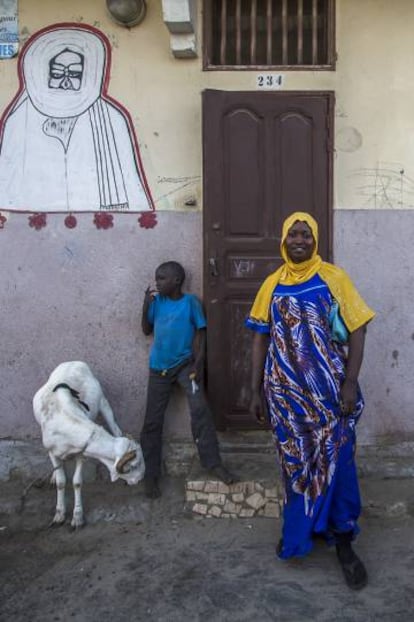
[340,324,367,415]
[340,378,358,415]
[250,332,270,424]
[250,389,266,424]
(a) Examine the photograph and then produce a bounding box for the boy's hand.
[144,285,157,305]
[189,363,202,384]
[189,370,199,394]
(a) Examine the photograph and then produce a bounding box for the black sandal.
[337,550,368,590]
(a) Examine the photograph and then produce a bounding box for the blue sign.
[0,0,18,59]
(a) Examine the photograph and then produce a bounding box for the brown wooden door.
[203,89,334,429]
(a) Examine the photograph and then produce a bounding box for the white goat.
[33,361,145,528]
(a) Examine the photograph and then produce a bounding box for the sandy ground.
[1,476,414,622]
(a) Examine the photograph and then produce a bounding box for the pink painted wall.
[0,211,200,440]
[1,209,414,448]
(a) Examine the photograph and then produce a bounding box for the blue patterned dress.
[246,274,364,559]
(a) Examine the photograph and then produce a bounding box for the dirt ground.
[1,476,414,622]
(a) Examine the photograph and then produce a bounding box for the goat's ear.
[116,450,137,474]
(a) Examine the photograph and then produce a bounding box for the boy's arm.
[191,327,206,382]
[141,287,155,336]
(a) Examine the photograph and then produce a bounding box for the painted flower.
[138,211,157,229]
[64,214,77,229]
[94,213,114,229]
[28,213,47,230]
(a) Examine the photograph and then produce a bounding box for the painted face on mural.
[23,28,105,118]
[0,23,154,213]
[48,49,84,91]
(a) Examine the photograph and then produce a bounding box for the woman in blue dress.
[246,212,375,590]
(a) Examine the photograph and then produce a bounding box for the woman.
[246,212,375,590]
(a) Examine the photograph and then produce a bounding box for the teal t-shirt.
[147,293,206,371]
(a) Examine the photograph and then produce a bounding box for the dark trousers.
[140,361,221,479]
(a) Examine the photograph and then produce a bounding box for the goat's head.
[113,439,145,485]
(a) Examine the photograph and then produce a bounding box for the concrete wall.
[0,1,413,449]
[335,210,414,445]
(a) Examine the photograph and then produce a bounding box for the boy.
[140,261,236,498]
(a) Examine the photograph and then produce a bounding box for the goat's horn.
[116,450,136,474]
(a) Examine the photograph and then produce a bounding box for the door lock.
[209,257,219,277]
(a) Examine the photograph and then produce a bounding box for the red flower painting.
[94,212,114,229]
[28,213,47,230]
[64,214,77,229]
[138,211,157,229]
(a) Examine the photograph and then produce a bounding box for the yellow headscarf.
[249,212,375,332]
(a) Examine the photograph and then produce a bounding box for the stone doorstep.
[185,477,282,519]
[184,451,283,519]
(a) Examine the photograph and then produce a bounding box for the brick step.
[185,453,283,519]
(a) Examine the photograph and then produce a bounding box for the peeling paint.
[335,127,362,153]
[19,26,31,45]
[106,32,119,48]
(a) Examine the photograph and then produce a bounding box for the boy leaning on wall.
[140,260,237,498]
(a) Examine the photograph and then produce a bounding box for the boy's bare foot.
[209,465,238,485]
[144,477,161,499]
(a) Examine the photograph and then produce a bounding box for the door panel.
[203,90,334,429]
[226,109,264,235]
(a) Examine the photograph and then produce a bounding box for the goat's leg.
[99,395,122,437]
[71,456,85,529]
[49,453,66,526]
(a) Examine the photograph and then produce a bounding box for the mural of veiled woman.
[0,23,154,212]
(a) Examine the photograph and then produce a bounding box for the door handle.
[209,257,219,277]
